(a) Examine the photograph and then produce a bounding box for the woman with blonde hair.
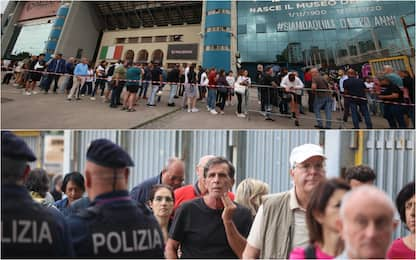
[235,178,269,217]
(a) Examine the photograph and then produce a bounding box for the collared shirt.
[247,188,308,250]
[130,174,162,204]
[74,63,88,76]
[339,75,348,92]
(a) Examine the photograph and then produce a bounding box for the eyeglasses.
[295,162,324,171]
[154,196,173,203]
[169,175,184,183]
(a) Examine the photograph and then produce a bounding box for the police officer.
[66,139,165,258]
[1,131,74,258]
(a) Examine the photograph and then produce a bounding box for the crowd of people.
[2,132,415,258]
[2,54,415,128]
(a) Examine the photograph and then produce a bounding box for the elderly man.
[383,65,403,88]
[166,157,253,259]
[1,131,74,257]
[243,143,326,259]
[174,155,235,211]
[66,139,164,258]
[130,157,185,205]
[336,185,398,259]
[67,57,88,101]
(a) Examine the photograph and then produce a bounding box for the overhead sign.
[167,44,198,60]
[18,1,61,22]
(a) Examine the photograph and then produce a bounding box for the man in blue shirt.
[68,57,89,101]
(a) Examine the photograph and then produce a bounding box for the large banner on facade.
[18,1,61,22]
[167,44,199,60]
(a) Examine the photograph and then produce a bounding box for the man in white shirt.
[281,71,304,126]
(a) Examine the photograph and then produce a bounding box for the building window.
[155,36,167,42]
[116,38,126,44]
[137,49,149,63]
[169,35,183,42]
[128,37,139,43]
[238,25,247,34]
[207,9,231,15]
[124,50,135,61]
[141,36,153,43]
[206,26,231,33]
[256,24,266,33]
[151,49,164,64]
[205,45,230,51]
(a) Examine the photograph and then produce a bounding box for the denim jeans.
[384,104,406,128]
[148,84,159,105]
[350,101,373,129]
[314,95,333,128]
[110,82,124,106]
[168,83,178,104]
[139,81,150,98]
[207,88,217,110]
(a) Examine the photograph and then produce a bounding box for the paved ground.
[1,83,391,129]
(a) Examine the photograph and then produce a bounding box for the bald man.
[336,185,398,259]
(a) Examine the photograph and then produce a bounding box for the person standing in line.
[167,64,180,107]
[185,65,199,113]
[122,61,141,112]
[109,60,127,108]
[67,57,88,101]
[207,67,218,115]
[311,68,333,129]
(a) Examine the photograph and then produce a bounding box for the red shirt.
[208,70,217,88]
[387,238,416,259]
[174,183,235,211]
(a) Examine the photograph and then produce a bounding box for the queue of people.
[2,131,414,259]
[2,54,414,129]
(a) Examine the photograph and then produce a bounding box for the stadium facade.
[1,1,414,73]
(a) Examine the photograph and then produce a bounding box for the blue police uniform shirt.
[1,184,74,258]
[66,190,164,258]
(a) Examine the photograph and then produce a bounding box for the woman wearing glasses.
[149,184,175,243]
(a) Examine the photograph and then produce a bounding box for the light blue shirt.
[74,63,88,76]
[339,75,348,92]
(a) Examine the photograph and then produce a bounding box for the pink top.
[387,238,416,259]
[290,245,334,259]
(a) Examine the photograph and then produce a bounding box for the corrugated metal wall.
[244,130,321,193]
[73,130,118,175]
[127,131,178,191]
[362,130,415,238]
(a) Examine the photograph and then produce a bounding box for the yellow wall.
[99,24,202,67]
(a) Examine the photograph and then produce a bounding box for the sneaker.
[90,97,96,101]
[25,91,32,96]
[210,109,218,115]
[220,111,225,115]
[187,109,191,113]
[226,101,230,106]
[191,108,199,112]
[206,106,210,111]
[32,91,38,95]
[237,113,246,118]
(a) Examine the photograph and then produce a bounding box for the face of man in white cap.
[289,144,326,197]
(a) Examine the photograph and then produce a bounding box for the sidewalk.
[1,84,179,129]
[1,83,392,129]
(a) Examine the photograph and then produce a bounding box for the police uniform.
[66,139,165,258]
[1,131,74,258]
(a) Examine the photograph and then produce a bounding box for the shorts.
[28,71,42,82]
[185,84,197,98]
[127,85,139,93]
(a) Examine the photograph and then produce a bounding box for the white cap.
[289,144,325,169]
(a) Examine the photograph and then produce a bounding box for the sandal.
[127,108,136,112]
[121,107,127,111]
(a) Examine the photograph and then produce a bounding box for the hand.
[221,193,236,224]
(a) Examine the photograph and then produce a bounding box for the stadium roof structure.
[92,1,203,30]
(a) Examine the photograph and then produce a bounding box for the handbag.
[234,82,246,95]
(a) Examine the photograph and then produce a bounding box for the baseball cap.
[289,144,325,169]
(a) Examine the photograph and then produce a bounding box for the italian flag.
[99,45,124,60]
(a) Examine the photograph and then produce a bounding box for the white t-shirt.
[246,188,309,250]
[184,66,190,84]
[200,72,208,86]
[226,75,235,87]
[281,75,304,95]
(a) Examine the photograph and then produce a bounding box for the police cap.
[1,131,37,162]
[86,139,134,168]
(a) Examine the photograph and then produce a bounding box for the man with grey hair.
[383,65,403,88]
[336,185,398,259]
[166,156,252,259]
[68,57,89,101]
[243,143,327,259]
[130,157,185,204]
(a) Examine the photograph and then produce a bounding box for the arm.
[221,195,247,259]
[165,238,180,259]
[379,92,399,100]
[242,243,261,259]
